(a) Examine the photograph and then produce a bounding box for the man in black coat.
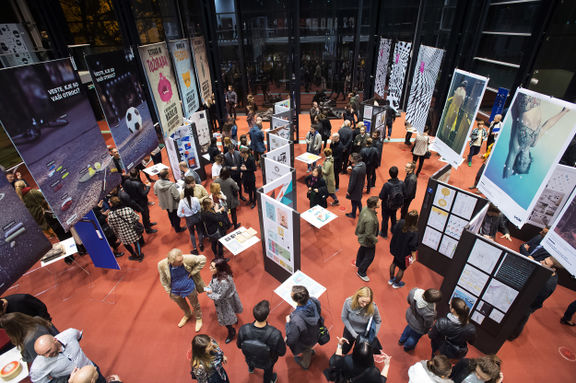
[359,138,379,194]
[345,153,366,219]
[224,144,246,201]
[338,121,354,172]
[0,294,51,320]
[330,133,345,190]
[378,166,404,238]
[383,101,397,140]
[237,300,286,383]
[401,162,418,219]
[123,168,158,234]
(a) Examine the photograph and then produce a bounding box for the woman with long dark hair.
[429,298,476,360]
[389,210,419,288]
[177,185,203,254]
[305,166,328,208]
[0,312,58,363]
[190,334,229,383]
[201,199,228,258]
[325,336,390,382]
[205,258,243,344]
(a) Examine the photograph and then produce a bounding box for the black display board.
[360,98,387,134]
[439,230,553,354]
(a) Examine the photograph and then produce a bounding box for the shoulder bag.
[117,210,144,236]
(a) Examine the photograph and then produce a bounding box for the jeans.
[467,145,481,163]
[386,121,393,138]
[185,216,204,250]
[356,246,375,276]
[351,199,362,217]
[381,208,398,235]
[399,325,424,351]
[211,238,224,258]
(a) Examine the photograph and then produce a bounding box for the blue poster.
[168,39,200,118]
[74,210,119,270]
[489,87,509,122]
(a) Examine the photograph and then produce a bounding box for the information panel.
[168,39,200,118]
[190,36,212,104]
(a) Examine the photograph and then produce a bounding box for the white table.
[0,347,29,382]
[41,237,78,267]
[295,152,322,165]
[300,205,338,229]
[142,163,169,176]
[274,270,326,308]
[219,226,260,256]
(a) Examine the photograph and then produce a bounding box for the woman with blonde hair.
[340,286,382,354]
[209,182,228,211]
[190,334,229,383]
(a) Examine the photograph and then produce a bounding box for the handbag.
[317,316,330,345]
[118,210,144,236]
[424,151,432,159]
[405,254,415,268]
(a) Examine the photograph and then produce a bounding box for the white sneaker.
[357,273,370,282]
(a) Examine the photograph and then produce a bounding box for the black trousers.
[334,159,343,189]
[356,245,375,277]
[230,207,238,227]
[350,199,362,217]
[381,208,398,235]
[232,174,243,197]
[401,198,413,219]
[366,165,376,190]
[412,154,425,175]
[167,209,182,230]
[141,204,152,229]
[227,102,236,119]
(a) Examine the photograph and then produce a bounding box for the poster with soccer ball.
[85,50,159,171]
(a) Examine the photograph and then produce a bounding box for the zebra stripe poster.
[374,38,392,98]
[387,41,411,110]
[405,45,445,133]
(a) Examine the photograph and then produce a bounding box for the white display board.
[188,110,211,153]
[265,144,291,169]
[274,99,291,114]
[261,193,297,274]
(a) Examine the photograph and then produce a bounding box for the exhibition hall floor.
[8,115,576,382]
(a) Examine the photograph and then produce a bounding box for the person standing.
[310,101,320,124]
[200,199,228,258]
[354,196,380,282]
[378,166,404,238]
[107,196,144,261]
[338,120,354,171]
[325,337,391,383]
[224,144,246,201]
[214,168,241,230]
[330,133,345,190]
[157,248,206,330]
[407,355,454,383]
[305,166,328,208]
[179,161,202,185]
[0,312,58,363]
[319,113,332,149]
[305,125,322,172]
[486,114,503,149]
[561,300,576,326]
[383,101,397,141]
[450,355,503,383]
[177,186,204,254]
[237,300,286,383]
[205,259,243,344]
[225,85,237,120]
[322,148,340,206]
[429,298,476,360]
[340,286,382,354]
[190,335,230,383]
[412,128,430,176]
[352,125,368,155]
[0,294,52,321]
[399,288,442,351]
[123,168,157,234]
[285,285,322,370]
[240,147,257,208]
[389,210,419,288]
[154,169,185,233]
[467,120,487,167]
[360,138,378,194]
[249,116,266,165]
[402,162,418,219]
[346,153,366,219]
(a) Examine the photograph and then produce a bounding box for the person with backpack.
[378,166,404,238]
[237,300,286,383]
[399,288,442,351]
[402,162,418,219]
[389,210,419,288]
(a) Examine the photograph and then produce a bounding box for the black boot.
[225,326,236,344]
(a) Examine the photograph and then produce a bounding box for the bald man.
[30,329,105,383]
[68,366,121,383]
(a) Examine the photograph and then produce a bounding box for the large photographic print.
[542,188,576,277]
[435,69,489,168]
[190,36,213,104]
[478,88,576,227]
[374,38,391,98]
[86,50,159,170]
[0,58,122,230]
[168,39,200,118]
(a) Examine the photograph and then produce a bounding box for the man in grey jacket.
[399,288,442,351]
[305,125,322,172]
[154,169,185,232]
[354,196,380,282]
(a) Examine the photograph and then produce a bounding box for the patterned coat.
[207,275,243,326]
[107,206,141,245]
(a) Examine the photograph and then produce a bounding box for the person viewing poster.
[168,39,200,118]
[478,88,576,227]
[405,45,445,133]
[138,42,183,137]
[190,36,213,104]
[85,50,159,171]
[387,41,412,110]
[374,37,392,98]
[435,69,489,168]
[0,175,51,294]
[0,58,122,230]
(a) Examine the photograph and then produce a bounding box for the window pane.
[472,59,517,89]
[476,34,528,65]
[484,2,541,34]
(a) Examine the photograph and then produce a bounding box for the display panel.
[0,58,121,230]
[188,110,211,153]
[168,39,200,118]
[374,38,392,97]
[387,41,411,110]
[261,193,296,274]
[190,36,213,104]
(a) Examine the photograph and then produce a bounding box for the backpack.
[386,181,404,210]
[240,326,275,368]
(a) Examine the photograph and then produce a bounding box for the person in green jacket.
[354,196,380,282]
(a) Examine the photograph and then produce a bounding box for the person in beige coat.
[158,248,206,331]
[322,148,339,206]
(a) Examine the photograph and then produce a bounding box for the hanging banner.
[435,69,489,168]
[478,88,576,227]
[85,50,159,171]
[260,193,297,274]
[374,38,392,97]
[190,36,213,104]
[405,45,445,133]
[74,210,119,270]
[542,187,576,277]
[188,110,211,153]
[489,87,509,122]
[168,39,200,118]
[138,42,183,137]
[0,176,51,294]
[0,59,121,230]
[387,41,412,110]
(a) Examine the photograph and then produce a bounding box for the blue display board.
[74,210,119,270]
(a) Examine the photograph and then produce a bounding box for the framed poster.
[168,39,200,118]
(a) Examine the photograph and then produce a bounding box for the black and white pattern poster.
[387,41,411,110]
[405,45,445,133]
[374,38,392,98]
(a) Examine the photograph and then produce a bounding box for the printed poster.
[190,36,213,104]
[262,171,296,209]
[405,45,445,133]
[0,58,121,230]
[478,88,576,227]
[388,41,412,110]
[261,193,296,274]
[264,144,291,169]
[168,39,200,118]
[269,132,290,151]
[274,98,290,114]
[0,176,51,294]
[138,42,183,137]
[435,69,489,168]
[188,110,211,153]
[85,50,159,171]
[374,38,392,97]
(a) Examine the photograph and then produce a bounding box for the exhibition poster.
[374,37,392,97]
[262,170,296,209]
[169,124,202,180]
[527,164,576,228]
[261,193,297,274]
[387,41,412,110]
[188,110,211,153]
[405,45,445,133]
[190,36,212,103]
[263,156,292,184]
[270,119,291,141]
[138,42,183,137]
[0,58,122,230]
[435,69,489,168]
[274,98,290,114]
[268,132,290,151]
[542,187,576,277]
[85,50,159,170]
[0,175,51,294]
[0,23,38,67]
[478,88,576,227]
[168,39,200,118]
[164,136,182,182]
[264,144,291,169]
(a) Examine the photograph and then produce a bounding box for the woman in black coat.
[429,297,476,360]
[319,114,332,149]
[240,147,257,208]
[201,198,228,258]
[305,166,328,208]
[389,210,419,288]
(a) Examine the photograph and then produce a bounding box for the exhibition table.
[219,226,260,256]
[142,163,169,176]
[295,152,322,165]
[274,270,326,308]
[300,205,338,229]
[0,347,29,382]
